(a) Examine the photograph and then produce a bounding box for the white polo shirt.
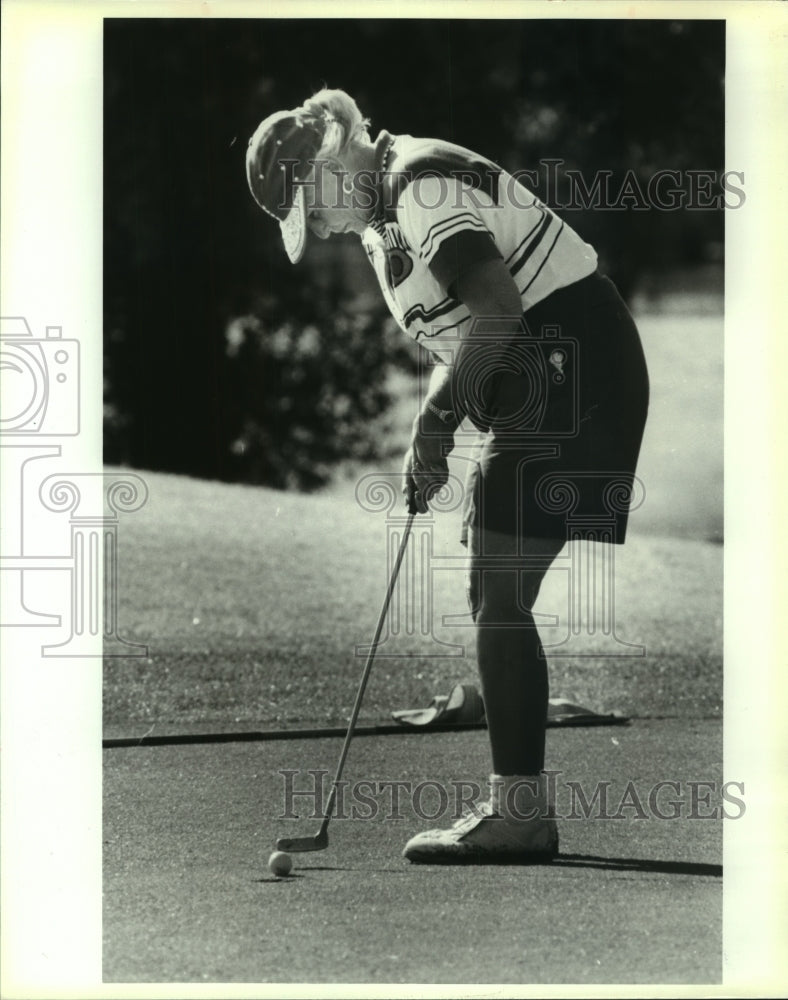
[361,132,597,361]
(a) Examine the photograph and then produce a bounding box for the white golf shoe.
[402,773,558,865]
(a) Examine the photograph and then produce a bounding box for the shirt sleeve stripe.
[419,214,488,260]
[503,214,545,266]
[519,220,566,294]
[509,213,554,279]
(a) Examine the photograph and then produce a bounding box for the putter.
[277,509,416,853]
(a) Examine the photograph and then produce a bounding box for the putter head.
[276,829,329,853]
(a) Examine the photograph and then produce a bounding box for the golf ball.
[268,851,293,877]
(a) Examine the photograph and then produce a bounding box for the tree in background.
[221,285,398,490]
[104,18,724,487]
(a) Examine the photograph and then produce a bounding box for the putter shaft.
[275,512,415,853]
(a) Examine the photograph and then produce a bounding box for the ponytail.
[300,87,371,158]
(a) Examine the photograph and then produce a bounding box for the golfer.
[246,88,649,863]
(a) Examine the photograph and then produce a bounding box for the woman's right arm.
[421,256,524,425]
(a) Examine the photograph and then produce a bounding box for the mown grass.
[105,306,723,731]
[105,475,722,731]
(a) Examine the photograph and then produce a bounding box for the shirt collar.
[368,129,396,229]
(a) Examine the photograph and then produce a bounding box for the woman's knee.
[469,558,539,621]
[467,528,565,620]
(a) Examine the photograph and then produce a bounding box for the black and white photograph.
[1,2,786,996]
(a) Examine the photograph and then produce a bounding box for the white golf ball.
[268,851,293,877]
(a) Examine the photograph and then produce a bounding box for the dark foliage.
[223,289,394,490]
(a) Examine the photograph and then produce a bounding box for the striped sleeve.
[395,176,493,267]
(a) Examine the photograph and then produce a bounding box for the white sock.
[489,773,551,821]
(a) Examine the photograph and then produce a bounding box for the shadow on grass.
[271,857,722,876]
[253,873,309,883]
[555,853,721,877]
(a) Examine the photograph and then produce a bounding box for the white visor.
[280,185,307,263]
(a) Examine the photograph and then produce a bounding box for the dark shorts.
[459,271,650,545]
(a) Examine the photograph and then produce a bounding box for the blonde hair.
[301,88,372,158]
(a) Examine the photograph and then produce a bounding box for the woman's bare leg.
[467,526,565,776]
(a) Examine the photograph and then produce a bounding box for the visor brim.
[280,185,307,263]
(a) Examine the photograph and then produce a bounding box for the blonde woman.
[247,88,649,864]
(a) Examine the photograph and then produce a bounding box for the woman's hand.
[402,409,454,514]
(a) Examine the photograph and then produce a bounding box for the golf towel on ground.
[391,684,629,727]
